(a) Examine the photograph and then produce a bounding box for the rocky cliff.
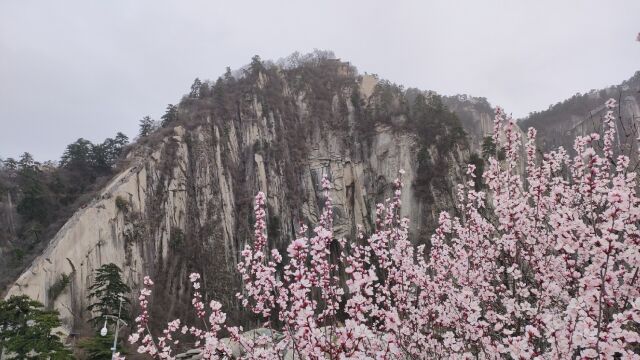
[443,94,496,153]
[5,56,473,334]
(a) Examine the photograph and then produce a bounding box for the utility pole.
[100,295,128,359]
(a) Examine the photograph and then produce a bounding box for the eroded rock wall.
[7,63,469,334]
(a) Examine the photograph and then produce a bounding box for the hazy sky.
[1,1,639,161]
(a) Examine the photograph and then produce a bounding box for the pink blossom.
[188,273,200,282]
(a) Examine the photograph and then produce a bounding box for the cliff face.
[6,59,471,333]
[443,94,527,175]
[443,95,496,153]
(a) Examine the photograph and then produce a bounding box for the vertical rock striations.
[7,57,475,333]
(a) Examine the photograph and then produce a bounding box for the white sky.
[1,0,639,161]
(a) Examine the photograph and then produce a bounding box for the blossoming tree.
[130,99,639,359]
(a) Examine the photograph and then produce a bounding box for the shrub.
[11,248,24,263]
[169,227,185,250]
[114,195,129,213]
[47,273,70,305]
[0,296,73,359]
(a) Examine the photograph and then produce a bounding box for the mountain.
[3,54,481,334]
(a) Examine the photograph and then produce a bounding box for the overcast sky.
[1,1,639,161]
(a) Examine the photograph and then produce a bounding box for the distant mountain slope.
[520,72,640,156]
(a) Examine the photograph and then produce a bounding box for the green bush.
[114,196,129,213]
[169,227,185,250]
[12,248,25,263]
[47,273,70,305]
[0,296,73,359]
[123,223,143,244]
[78,331,126,359]
[268,214,281,240]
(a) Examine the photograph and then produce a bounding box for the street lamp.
[99,295,128,360]
[100,320,108,337]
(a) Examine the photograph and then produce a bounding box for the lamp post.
[99,295,128,360]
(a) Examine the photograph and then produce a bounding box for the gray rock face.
[443,94,496,153]
[175,349,204,359]
[6,63,474,334]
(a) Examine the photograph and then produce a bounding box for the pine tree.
[104,132,128,167]
[60,138,93,171]
[90,133,128,174]
[247,55,264,77]
[160,104,178,127]
[2,157,18,171]
[189,77,203,98]
[0,295,73,359]
[16,156,49,224]
[18,152,36,169]
[138,116,155,137]
[224,66,234,83]
[86,263,130,329]
[481,135,505,160]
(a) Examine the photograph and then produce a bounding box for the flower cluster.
[130,98,639,358]
[129,274,232,359]
[422,99,639,358]
[128,276,160,357]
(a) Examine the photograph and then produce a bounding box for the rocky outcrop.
[5,150,151,332]
[443,94,496,153]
